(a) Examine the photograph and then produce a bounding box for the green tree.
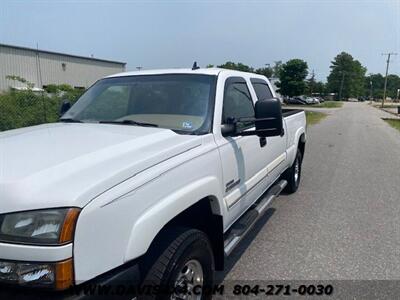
[364,73,400,99]
[365,74,384,99]
[305,71,326,96]
[217,61,254,72]
[43,84,75,94]
[386,74,400,99]
[314,81,326,95]
[6,75,35,89]
[276,59,308,97]
[255,66,273,78]
[272,61,283,78]
[307,70,317,95]
[327,52,366,100]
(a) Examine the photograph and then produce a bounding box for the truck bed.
[282,108,304,117]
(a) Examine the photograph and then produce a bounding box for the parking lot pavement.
[219,102,400,281]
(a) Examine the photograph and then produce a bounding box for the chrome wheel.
[294,157,300,184]
[172,259,204,300]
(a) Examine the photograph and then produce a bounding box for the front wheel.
[141,227,215,300]
[282,150,302,193]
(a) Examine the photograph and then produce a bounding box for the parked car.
[0,68,306,299]
[286,96,307,105]
[305,97,320,105]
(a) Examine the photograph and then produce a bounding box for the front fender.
[73,143,224,283]
[124,176,222,262]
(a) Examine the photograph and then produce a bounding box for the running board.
[223,179,287,256]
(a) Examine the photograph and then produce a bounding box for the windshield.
[61,74,216,134]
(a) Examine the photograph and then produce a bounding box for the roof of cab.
[106,68,264,78]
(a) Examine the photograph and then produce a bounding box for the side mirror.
[255,98,283,137]
[59,99,71,116]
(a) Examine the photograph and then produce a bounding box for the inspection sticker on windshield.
[182,121,193,129]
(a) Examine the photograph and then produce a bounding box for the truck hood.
[0,123,202,213]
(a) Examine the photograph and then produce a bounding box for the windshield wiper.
[59,118,83,123]
[99,120,158,127]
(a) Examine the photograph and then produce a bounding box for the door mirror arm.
[59,99,71,117]
[221,117,239,137]
[221,123,236,136]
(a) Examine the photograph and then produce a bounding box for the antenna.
[192,61,200,70]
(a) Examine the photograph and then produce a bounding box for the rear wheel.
[141,227,215,300]
[283,150,302,193]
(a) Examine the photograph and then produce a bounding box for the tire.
[282,150,302,194]
[141,227,215,300]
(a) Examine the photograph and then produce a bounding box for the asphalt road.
[218,102,400,283]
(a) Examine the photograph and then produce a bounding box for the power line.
[381,52,397,107]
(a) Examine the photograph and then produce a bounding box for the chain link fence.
[0,88,84,132]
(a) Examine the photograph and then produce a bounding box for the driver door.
[215,76,272,227]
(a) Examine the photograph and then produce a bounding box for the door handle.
[259,137,267,147]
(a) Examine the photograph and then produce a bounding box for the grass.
[381,104,399,109]
[306,111,327,126]
[383,118,400,132]
[372,102,399,108]
[311,101,343,108]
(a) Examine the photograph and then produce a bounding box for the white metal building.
[0,43,126,91]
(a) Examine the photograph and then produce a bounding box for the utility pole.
[368,73,373,103]
[370,80,373,102]
[339,71,345,101]
[381,52,397,107]
[309,69,315,95]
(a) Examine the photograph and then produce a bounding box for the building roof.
[0,43,126,66]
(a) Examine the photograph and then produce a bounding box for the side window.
[251,79,273,101]
[222,80,255,129]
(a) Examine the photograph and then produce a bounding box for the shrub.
[0,88,85,132]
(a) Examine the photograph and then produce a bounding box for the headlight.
[0,208,80,245]
[0,259,73,290]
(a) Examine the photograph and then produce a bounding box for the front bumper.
[0,261,141,300]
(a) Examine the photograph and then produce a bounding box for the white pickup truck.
[0,68,306,299]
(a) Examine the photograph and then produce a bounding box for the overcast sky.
[1,0,399,81]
